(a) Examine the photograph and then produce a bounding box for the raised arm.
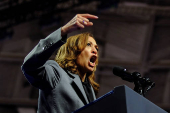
[21,14,98,89]
[22,14,98,70]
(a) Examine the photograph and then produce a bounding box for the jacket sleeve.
[21,27,67,90]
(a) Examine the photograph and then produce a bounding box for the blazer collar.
[66,71,89,104]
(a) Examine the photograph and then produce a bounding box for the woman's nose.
[92,47,97,54]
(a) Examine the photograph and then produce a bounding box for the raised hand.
[61,14,98,36]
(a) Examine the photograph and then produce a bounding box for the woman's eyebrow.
[88,41,98,46]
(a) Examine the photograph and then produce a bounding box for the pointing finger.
[78,14,98,19]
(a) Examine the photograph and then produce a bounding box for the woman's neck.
[79,71,86,82]
[82,74,86,82]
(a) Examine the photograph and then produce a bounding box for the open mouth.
[89,55,97,67]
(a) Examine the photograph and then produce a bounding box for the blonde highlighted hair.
[55,32,99,94]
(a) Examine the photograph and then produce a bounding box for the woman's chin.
[87,66,94,73]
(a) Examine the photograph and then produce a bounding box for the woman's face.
[76,36,98,74]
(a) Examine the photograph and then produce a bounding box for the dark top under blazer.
[21,28,96,113]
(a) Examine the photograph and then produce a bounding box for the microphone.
[113,66,155,96]
[113,66,155,88]
[112,66,134,82]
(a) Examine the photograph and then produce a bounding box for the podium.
[73,85,167,113]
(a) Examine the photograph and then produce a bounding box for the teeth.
[89,61,95,67]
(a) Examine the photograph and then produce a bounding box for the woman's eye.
[87,43,91,46]
[96,48,99,51]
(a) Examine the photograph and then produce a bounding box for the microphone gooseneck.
[112,66,155,96]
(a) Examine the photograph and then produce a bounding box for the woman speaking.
[21,14,99,113]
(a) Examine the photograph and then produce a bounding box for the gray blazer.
[21,28,96,113]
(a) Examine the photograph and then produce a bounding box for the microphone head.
[113,66,134,82]
[112,66,126,77]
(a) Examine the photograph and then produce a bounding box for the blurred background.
[0,0,170,112]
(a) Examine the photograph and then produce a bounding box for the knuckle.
[76,14,80,17]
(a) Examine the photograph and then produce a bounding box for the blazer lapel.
[66,71,89,105]
[90,85,96,100]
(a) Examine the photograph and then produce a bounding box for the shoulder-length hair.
[55,32,99,94]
